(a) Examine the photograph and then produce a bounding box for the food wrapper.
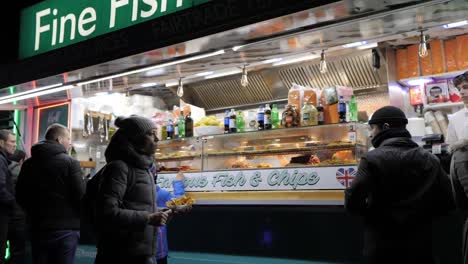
[324,86,338,105]
[425,81,449,104]
[166,195,196,208]
[434,111,448,139]
[288,83,303,117]
[424,111,442,135]
[448,80,462,102]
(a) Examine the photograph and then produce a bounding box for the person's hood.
[8,161,19,170]
[31,140,67,159]
[104,129,153,169]
[371,128,412,148]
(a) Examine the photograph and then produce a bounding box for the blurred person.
[0,130,16,264]
[7,149,26,264]
[447,71,468,264]
[16,124,84,264]
[154,171,186,264]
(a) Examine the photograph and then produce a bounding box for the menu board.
[37,102,70,141]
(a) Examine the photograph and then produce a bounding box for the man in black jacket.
[95,116,170,264]
[345,106,455,264]
[0,130,17,264]
[16,124,84,264]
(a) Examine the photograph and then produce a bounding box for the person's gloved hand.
[172,204,193,215]
[147,209,172,226]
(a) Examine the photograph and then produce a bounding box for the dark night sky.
[1,1,43,65]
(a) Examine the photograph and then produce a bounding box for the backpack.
[81,160,135,232]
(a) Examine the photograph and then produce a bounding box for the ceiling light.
[343,41,367,48]
[273,54,319,66]
[195,71,214,77]
[0,85,75,105]
[372,48,381,70]
[0,83,62,101]
[177,78,184,97]
[319,50,328,74]
[443,20,468,29]
[418,30,429,58]
[140,82,158,88]
[205,69,242,79]
[77,49,225,86]
[357,43,378,50]
[261,58,283,64]
[240,65,249,87]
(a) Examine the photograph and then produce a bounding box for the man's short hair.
[45,124,69,141]
[454,72,468,87]
[10,149,26,162]
[0,130,14,142]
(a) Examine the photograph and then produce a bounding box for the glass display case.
[155,137,203,173]
[155,123,368,204]
[156,123,367,173]
[202,123,367,171]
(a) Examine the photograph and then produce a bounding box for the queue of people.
[0,116,187,264]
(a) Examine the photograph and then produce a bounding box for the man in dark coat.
[94,115,171,264]
[345,106,455,264]
[0,130,17,264]
[16,124,84,264]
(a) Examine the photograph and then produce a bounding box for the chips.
[166,195,196,207]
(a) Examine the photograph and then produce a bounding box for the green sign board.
[19,0,211,59]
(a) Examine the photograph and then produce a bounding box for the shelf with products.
[398,69,467,87]
[155,123,367,173]
[203,143,360,157]
[155,136,202,172]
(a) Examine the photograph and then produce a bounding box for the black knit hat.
[114,115,155,138]
[368,106,408,125]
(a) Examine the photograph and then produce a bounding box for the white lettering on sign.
[161,0,168,12]
[157,166,357,192]
[141,0,158,18]
[78,8,97,37]
[35,7,97,50]
[59,14,77,43]
[110,0,129,28]
[24,0,209,58]
[35,9,51,51]
[51,9,58,46]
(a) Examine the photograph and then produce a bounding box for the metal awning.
[1,0,467,110]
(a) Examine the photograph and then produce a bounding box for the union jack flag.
[336,168,356,188]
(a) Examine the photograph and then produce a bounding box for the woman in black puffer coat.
[95,116,170,264]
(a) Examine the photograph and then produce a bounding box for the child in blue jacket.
[155,172,185,264]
